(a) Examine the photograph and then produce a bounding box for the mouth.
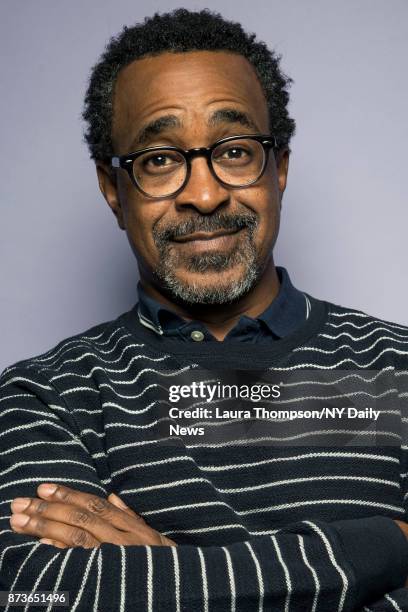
[171,228,245,252]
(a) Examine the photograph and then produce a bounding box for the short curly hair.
[82,8,296,164]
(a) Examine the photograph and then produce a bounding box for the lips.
[173,228,241,243]
[170,228,245,253]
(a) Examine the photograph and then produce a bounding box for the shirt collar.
[136,267,309,339]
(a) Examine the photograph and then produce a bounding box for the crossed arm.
[7,482,408,612]
[2,366,408,611]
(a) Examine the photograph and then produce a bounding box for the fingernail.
[38,484,57,496]
[10,513,30,528]
[40,538,54,546]
[11,498,31,513]
[110,493,128,510]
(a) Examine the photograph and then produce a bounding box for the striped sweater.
[1,293,408,612]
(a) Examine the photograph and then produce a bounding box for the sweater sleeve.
[359,370,408,612]
[1,366,408,612]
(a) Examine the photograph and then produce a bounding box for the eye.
[137,150,185,175]
[213,143,254,166]
[221,146,248,160]
[144,153,177,168]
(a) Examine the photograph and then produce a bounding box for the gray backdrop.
[1,0,407,372]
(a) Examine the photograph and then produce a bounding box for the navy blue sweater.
[1,294,408,611]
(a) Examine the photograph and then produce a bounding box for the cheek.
[242,185,280,244]
[116,177,162,258]
[122,203,167,266]
[127,212,157,260]
[258,201,280,254]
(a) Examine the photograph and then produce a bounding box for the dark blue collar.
[136,267,309,341]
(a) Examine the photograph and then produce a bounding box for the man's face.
[98,50,289,306]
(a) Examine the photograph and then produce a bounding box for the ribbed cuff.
[331,515,408,606]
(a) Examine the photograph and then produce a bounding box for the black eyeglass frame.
[111,133,278,199]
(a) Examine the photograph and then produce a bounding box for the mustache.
[154,211,259,243]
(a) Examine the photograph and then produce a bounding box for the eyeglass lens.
[132,138,266,197]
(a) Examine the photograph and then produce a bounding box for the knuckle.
[35,501,49,514]
[71,509,92,526]
[35,517,47,534]
[86,497,110,516]
[71,528,89,547]
[57,488,72,503]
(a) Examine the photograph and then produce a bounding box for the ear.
[276,148,290,194]
[96,162,126,230]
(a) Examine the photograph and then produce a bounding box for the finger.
[40,538,68,549]
[15,495,159,546]
[108,494,146,522]
[160,534,178,547]
[107,493,129,511]
[36,484,144,532]
[34,484,162,546]
[10,513,100,548]
[12,497,125,545]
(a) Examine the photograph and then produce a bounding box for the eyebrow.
[130,108,261,149]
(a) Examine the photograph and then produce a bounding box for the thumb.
[108,493,140,517]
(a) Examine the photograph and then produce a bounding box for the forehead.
[112,51,269,146]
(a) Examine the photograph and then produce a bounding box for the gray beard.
[152,220,264,306]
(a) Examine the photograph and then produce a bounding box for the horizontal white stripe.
[120,477,209,494]
[0,476,106,494]
[0,420,70,439]
[278,368,395,387]
[143,500,232,516]
[50,359,174,381]
[143,497,404,517]
[32,332,134,366]
[272,347,408,368]
[46,344,146,373]
[321,327,408,342]
[328,312,408,331]
[218,475,398,494]
[30,328,130,364]
[0,393,33,404]
[59,364,190,387]
[0,408,59,420]
[99,381,164,399]
[0,376,52,391]
[199,451,398,472]
[163,524,250,536]
[110,455,196,478]
[239,498,404,515]
[1,439,82,456]
[0,458,97,479]
[186,429,401,448]
[295,336,408,355]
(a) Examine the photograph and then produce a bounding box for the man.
[1,8,408,611]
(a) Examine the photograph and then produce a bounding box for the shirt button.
[190,330,205,342]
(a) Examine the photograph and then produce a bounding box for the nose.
[174,156,230,213]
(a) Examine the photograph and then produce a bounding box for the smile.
[171,228,244,251]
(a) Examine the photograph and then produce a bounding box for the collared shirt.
[136,267,311,343]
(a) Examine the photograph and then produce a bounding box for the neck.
[139,257,280,341]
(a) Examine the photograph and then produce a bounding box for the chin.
[160,265,260,306]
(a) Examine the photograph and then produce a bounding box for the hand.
[9,483,177,549]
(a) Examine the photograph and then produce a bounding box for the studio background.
[1,0,407,372]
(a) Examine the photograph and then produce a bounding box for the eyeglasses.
[111,134,278,199]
